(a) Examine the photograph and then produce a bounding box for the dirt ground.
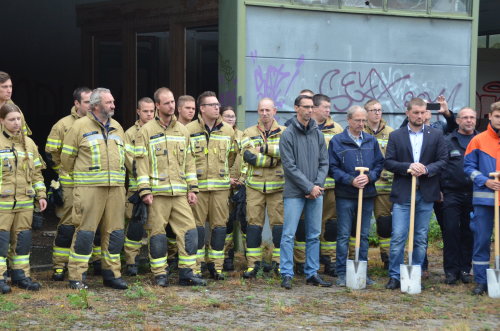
[1,245,499,331]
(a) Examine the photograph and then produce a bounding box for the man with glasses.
[363,99,394,270]
[440,107,478,286]
[186,91,238,280]
[329,105,384,286]
[279,95,331,289]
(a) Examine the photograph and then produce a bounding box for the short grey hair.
[89,88,111,108]
[346,105,366,120]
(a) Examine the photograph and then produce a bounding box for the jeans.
[335,197,374,275]
[389,190,433,280]
[280,196,323,278]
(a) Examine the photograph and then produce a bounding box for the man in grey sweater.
[279,95,332,289]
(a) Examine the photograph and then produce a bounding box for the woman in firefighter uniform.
[0,103,46,294]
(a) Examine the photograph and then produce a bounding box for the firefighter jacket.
[0,130,46,211]
[320,117,343,190]
[61,112,126,187]
[230,129,244,180]
[186,115,237,191]
[124,120,141,191]
[45,106,84,187]
[364,119,394,194]
[134,116,198,197]
[241,119,286,193]
[464,123,500,206]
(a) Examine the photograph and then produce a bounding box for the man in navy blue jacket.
[328,105,384,286]
[384,98,448,290]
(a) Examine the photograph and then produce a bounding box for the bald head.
[257,97,277,128]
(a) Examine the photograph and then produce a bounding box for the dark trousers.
[441,191,473,275]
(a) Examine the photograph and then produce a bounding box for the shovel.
[487,172,500,298]
[400,170,421,294]
[346,167,369,290]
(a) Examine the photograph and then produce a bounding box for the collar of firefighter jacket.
[156,114,178,129]
[364,118,388,136]
[70,106,83,120]
[87,111,112,132]
[257,118,281,136]
[197,114,224,133]
[323,116,338,129]
[2,129,22,143]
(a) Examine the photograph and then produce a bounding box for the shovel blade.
[346,260,367,290]
[400,264,421,294]
[487,269,500,298]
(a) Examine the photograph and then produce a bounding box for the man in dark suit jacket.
[384,97,448,290]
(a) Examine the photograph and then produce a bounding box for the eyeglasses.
[202,103,221,108]
[368,109,382,113]
[299,105,314,110]
[223,114,236,119]
[351,119,367,123]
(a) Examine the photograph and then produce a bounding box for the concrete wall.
[244,6,472,130]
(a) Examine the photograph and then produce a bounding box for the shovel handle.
[354,167,369,261]
[490,172,500,262]
[407,169,417,265]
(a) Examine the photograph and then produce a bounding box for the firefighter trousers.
[68,186,125,282]
[52,186,74,269]
[245,187,283,266]
[146,195,197,276]
[320,189,337,262]
[191,190,229,272]
[0,210,33,280]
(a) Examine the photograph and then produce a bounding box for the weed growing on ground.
[124,282,155,300]
[67,289,92,309]
[0,297,17,312]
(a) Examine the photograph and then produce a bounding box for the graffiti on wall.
[476,81,500,118]
[319,67,463,112]
[219,52,237,107]
[250,50,305,109]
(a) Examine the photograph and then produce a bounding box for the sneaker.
[366,276,376,286]
[306,274,332,287]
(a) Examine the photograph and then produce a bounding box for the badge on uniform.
[450,150,461,157]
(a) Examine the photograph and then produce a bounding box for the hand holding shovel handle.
[489,172,500,272]
[407,168,417,266]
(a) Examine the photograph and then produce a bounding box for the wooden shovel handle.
[407,169,417,263]
[489,172,500,259]
[354,167,369,260]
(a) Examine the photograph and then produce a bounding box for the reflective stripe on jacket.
[321,117,343,190]
[124,121,141,191]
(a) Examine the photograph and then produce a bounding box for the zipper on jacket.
[12,144,17,209]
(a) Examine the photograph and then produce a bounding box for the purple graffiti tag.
[319,68,462,112]
[252,53,305,109]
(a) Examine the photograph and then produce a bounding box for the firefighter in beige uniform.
[362,99,393,269]
[186,91,237,280]
[136,87,205,286]
[0,103,46,294]
[45,87,92,281]
[0,71,32,137]
[241,98,286,278]
[61,88,128,290]
[123,97,155,276]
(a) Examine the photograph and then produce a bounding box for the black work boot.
[0,279,11,294]
[179,268,207,286]
[12,277,41,291]
[103,277,128,290]
[321,256,337,277]
[271,261,280,276]
[166,257,178,274]
[155,274,169,287]
[223,249,235,271]
[243,262,261,279]
[472,283,488,295]
[92,260,102,276]
[126,264,138,276]
[380,252,389,270]
[52,268,66,281]
[444,272,458,285]
[207,262,225,280]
